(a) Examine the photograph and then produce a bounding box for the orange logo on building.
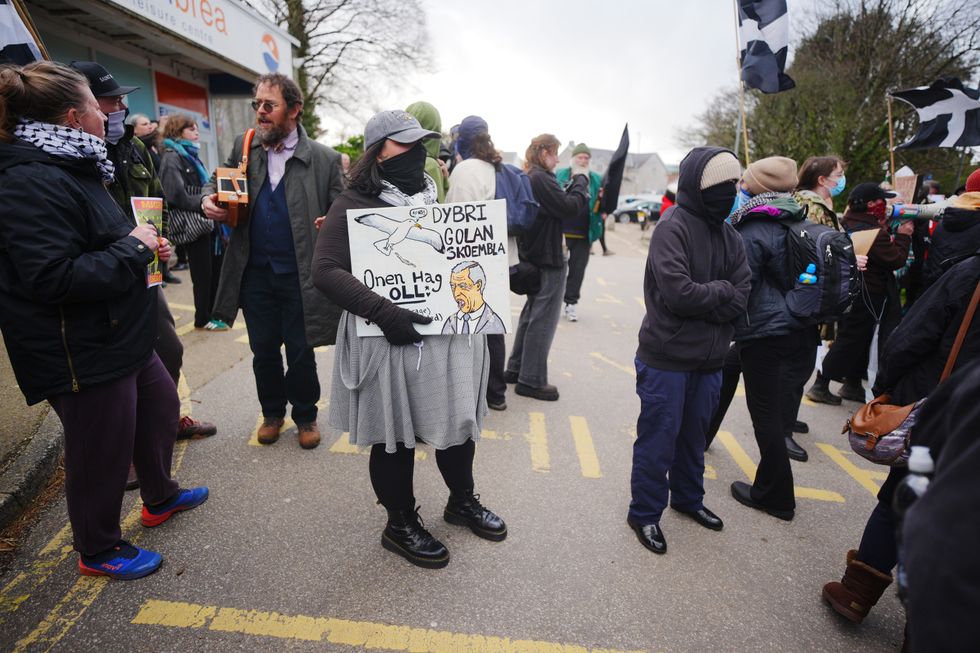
[173,0,229,36]
[262,33,280,71]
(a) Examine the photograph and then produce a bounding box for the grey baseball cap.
[364,110,440,150]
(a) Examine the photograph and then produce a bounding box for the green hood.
[406,101,442,159]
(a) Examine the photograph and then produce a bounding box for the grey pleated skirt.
[329,311,489,452]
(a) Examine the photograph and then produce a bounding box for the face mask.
[104,108,128,145]
[830,174,846,197]
[729,187,752,215]
[379,141,427,195]
[867,199,887,220]
[702,182,739,221]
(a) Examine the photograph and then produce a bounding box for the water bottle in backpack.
[893,445,934,606]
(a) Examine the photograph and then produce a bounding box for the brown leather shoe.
[257,417,285,445]
[297,422,320,449]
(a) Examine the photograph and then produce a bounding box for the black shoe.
[444,491,507,541]
[515,383,559,401]
[838,382,866,402]
[785,436,809,462]
[793,420,809,434]
[487,399,507,411]
[382,506,450,569]
[806,375,842,405]
[504,371,519,384]
[162,273,181,284]
[671,506,724,531]
[730,481,794,521]
[627,518,666,554]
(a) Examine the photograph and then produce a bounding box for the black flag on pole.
[1,0,43,65]
[738,0,795,94]
[891,78,980,150]
[601,125,630,215]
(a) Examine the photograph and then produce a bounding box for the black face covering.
[700,181,738,221]
[379,141,427,195]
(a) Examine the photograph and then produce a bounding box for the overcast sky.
[321,1,815,164]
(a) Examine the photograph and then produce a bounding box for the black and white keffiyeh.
[14,119,115,182]
[378,174,438,207]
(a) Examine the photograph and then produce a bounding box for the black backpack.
[782,219,859,324]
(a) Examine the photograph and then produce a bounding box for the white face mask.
[105,109,127,145]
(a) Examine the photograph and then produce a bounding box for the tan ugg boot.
[822,549,893,623]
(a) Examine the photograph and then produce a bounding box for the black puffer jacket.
[636,146,751,371]
[519,167,588,268]
[732,195,809,341]
[923,201,980,290]
[0,140,158,405]
[874,251,980,406]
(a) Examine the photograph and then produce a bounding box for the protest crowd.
[0,50,979,651]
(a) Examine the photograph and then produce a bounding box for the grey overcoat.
[207,125,344,346]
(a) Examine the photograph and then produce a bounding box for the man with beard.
[202,74,344,450]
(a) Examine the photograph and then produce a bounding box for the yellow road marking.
[816,443,884,497]
[594,293,623,304]
[590,352,635,378]
[175,322,197,336]
[481,429,510,441]
[715,431,845,503]
[132,599,647,652]
[596,277,608,287]
[236,333,249,344]
[704,464,717,480]
[526,412,550,473]
[734,383,745,397]
[329,435,427,460]
[167,302,196,312]
[569,416,602,479]
[2,371,196,621]
[634,297,645,309]
[801,396,817,407]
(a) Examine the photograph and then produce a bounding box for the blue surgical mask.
[831,174,846,197]
[730,188,752,215]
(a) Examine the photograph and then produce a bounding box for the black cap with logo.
[847,182,898,207]
[69,61,139,97]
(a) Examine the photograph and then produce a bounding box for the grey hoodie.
[635,147,751,372]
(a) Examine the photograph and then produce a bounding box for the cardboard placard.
[348,199,512,336]
[851,228,879,257]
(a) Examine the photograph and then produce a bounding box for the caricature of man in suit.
[442,261,505,334]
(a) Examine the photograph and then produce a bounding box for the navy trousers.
[629,359,722,524]
[240,265,319,424]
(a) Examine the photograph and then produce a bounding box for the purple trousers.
[49,352,180,555]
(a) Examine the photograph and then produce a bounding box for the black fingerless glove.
[375,303,433,345]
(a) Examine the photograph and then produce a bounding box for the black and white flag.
[891,78,980,150]
[738,0,795,94]
[1,0,43,65]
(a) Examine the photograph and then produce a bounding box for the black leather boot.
[382,506,450,569]
[444,491,507,541]
[806,372,842,405]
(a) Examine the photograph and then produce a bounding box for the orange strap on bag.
[223,128,255,228]
[940,278,980,381]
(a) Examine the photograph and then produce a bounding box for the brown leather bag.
[844,278,980,465]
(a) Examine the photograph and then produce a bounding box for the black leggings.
[369,439,475,511]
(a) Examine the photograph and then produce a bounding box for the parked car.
[613,198,662,225]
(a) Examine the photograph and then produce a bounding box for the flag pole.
[732,0,750,165]
[886,95,896,183]
[11,0,50,60]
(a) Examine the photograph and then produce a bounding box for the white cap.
[908,446,934,474]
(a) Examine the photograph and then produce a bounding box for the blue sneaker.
[78,540,161,580]
[142,486,209,527]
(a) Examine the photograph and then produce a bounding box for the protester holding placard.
[0,62,208,580]
[313,110,506,570]
[506,134,590,401]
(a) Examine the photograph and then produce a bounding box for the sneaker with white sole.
[564,303,578,322]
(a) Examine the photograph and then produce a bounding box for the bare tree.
[259,0,431,137]
[682,0,980,194]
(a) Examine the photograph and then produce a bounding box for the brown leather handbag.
[844,279,980,466]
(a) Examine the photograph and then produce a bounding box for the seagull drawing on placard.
[354,213,445,256]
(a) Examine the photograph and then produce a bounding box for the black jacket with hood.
[731,193,809,341]
[636,147,751,372]
[0,139,158,405]
[519,166,589,268]
[923,198,980,290]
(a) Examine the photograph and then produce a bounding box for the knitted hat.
[572,143,591,157]
[966,168,980,193]
[742,156,798,195]
[699,152,742,190]
[455,115,488,160]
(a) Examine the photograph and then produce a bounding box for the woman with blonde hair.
[505,134,589,401]
[0,62,207,580]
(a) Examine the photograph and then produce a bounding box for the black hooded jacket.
[0,139,158,405]
[923,203,980,290]
[519,166,589,268]
[635,147,751,372]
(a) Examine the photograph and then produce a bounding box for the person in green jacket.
[405,101,447,202]
[556,143,603,322]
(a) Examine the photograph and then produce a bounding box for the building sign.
[348,200,512,337]
[106,0,292,77]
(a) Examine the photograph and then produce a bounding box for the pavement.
[0,225,907,652]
